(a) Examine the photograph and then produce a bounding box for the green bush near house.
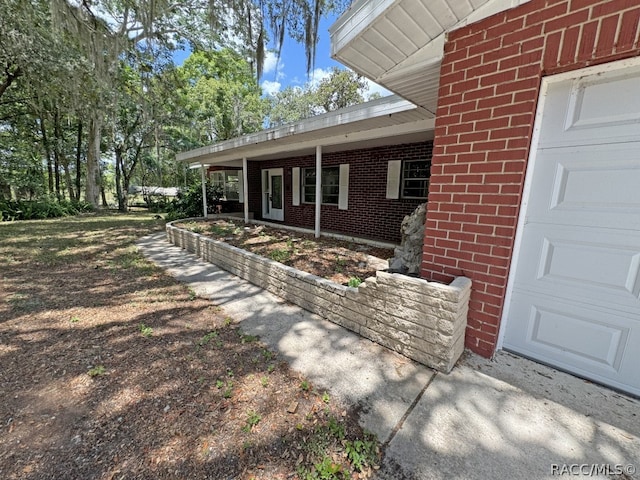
[164,182,223,222]
[0,199,93,221]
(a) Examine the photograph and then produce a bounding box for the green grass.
[344,434,378,472]
[0,211,383,478]
[296,414,371,480]
[87,365,106,377]
[268,248,291,263]
[198,331,218,346]
[209,224,235,236]
[242,410,262,433]
[239,332,259,343]
[0,212,164,270]
[139,323,153,337]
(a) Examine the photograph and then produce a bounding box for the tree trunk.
[0,176,11,200]
[39,117,54,195]
[75,120,83,201]
[114,146,126,212]
[54,154,61,200]
[122,139,144,212]
[101,185,108,207]
[0,65,21,100]
[63,162,75,201]
[53,109,62,201]
[85,115,102,208]
[121,175,130,211]
[155,125,162,187]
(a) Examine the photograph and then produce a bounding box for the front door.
[262,168,284,221]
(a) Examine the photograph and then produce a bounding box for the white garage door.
[502,61,640,397]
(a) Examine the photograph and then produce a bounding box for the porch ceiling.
[177,95,434,167]
[330,0,531,113]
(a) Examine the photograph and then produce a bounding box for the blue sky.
[259,14,390,98]
[172,12,390,99]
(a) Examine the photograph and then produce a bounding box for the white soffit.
[330,0,532,113]
[177,95,435,167]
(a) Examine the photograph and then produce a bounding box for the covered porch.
[177,95,435,244]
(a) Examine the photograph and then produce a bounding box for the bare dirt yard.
[0,213,380,480]
[173,219,395,286]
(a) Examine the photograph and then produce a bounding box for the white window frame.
[210,170,241,201]
[302,166,340,205]
[400,159,430,199]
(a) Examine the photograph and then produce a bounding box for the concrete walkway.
[138,232,640,480]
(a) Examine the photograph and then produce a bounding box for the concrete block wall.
[167,223,471,373]
[422,0,640,357]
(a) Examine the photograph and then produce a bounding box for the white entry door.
[502,61,640,396]
[262,168,284,221]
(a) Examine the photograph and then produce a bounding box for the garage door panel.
[526,302,628,372]
[503,293,640,396]
[514,225,640,309]
[551,155,640,211]
[538,65,640,149]
[504,62,640,396]
[526,144,640,230]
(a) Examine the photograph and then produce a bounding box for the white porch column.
[242,157,249,223]
[315,145,322,238]
[200,164,208,218]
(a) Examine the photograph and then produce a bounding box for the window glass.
[303,168,316,203]
[401,160,430,199]
[302,166,340,205]
[271,174,283,209]
[210,170,240,201]
[224,171,239,201]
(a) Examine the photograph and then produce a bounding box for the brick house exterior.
[422,0,640,357]
[178,0,640,392]
[247,142,432,244]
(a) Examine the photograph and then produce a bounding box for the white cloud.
[308,67,332,88]
[261,80,282,96]
[263,51,278,74]
[262,51,287,82]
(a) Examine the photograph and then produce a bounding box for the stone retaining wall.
[166,223,471,372]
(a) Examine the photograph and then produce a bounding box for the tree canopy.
[178,49,268,144]
[266,67,376,127]
[1,0,351,211]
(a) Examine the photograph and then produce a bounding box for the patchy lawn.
[174,219,395,286]
[0,213,380,480]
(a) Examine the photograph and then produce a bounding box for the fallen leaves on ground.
[0,213,380,480]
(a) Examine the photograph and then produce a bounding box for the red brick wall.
[422,0,640,357]
[246,142,432,244]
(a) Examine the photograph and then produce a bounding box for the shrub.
[0,199,93,221]
[164,182,222,222]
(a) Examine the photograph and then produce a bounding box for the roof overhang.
[177,95,435,167]
[330,0,532,113]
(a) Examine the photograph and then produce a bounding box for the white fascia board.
[382,0,533,78]
[184,118,435,168]
[177,95,422,163]
[330,0,533,90]
[329,0,398,57]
